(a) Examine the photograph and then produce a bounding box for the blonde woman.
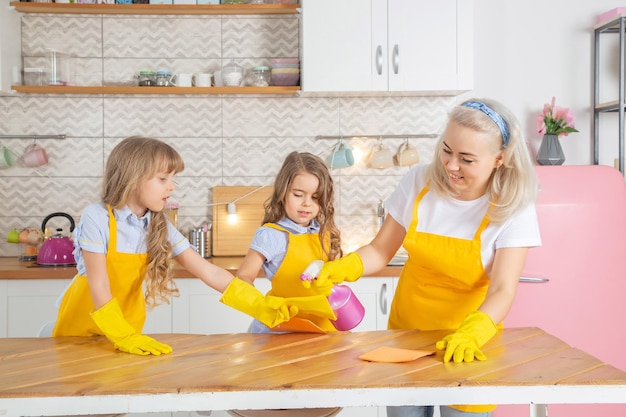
[312,99,541,417]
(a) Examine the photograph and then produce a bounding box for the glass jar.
[155,70,172,87]
[137,70,156,86]
[250,66,271,87]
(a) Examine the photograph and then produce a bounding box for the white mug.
[394,142,419,166]
[368,143,395,169]
[170,73,193,87]
[193,73,212,87]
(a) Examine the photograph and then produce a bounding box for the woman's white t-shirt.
[385,164,541,275]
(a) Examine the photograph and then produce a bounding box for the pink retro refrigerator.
[493,165,626,417]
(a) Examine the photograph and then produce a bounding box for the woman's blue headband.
[461,101,510,147]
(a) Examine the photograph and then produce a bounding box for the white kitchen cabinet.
[0,0,21,94]
[0,279,68,337]
[301,0,473,95]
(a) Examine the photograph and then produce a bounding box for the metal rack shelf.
[593,14,626,173]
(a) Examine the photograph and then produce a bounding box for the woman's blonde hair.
[427,98,538,224]
[102,136,185,308]
[264,151,342,260]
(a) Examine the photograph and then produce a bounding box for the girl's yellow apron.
[388,186,496,413]
[53,205,148,337]
[263,223,336,332]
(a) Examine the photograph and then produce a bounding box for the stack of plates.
[270,58,300,86]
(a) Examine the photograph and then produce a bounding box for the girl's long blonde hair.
[427,98,538,224]
[102,136,185,308]
[264,151,342,260]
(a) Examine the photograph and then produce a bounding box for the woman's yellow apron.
[263,223,336,332]
[388,186,495,413]
[53,205,148,337]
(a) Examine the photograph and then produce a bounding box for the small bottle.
[250,65,271,87]
[137,70,156,86]
[155,70,172,87]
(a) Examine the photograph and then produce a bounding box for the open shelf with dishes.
[10,85,300,95]
[9,2,300,16]
[8,2,301,95]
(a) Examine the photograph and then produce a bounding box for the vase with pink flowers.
[536,97,578,165]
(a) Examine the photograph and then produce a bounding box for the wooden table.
[1,328,625,417]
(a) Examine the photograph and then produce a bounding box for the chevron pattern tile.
[103,17,222,58]
[103,97,222,138]
[337,174,404,217]
[223,97,341,137]
[338,96,453,136]
[223,17,299,58]
[0,97,104,137]
[21,15,102,58]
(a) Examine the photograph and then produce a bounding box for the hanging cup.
[368,141,394,169]
[394,140,419,166]
[327,141,354,169]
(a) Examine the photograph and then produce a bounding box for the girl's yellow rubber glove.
[436,311,497,363]
[220,277,299,328]
[310,252,364,295]
[90,298,172,356]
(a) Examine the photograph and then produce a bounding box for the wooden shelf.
[11,85,300,95]
[9,2,300,16]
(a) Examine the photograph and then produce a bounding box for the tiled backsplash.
[0,12,455,258]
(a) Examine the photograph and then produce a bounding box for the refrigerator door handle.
[519,276,550,283]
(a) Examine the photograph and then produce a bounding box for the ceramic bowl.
[271,68,300,74]
[271,73,300,86]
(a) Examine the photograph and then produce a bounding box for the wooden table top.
[1,327,625,417]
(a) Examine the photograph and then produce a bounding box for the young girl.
[52,136,298,355]
[313,99,541,417]
[237,151,343,333]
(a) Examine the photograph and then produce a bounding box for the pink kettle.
[37,212,77,266]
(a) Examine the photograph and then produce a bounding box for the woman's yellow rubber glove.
[220,277,299,328]
[90,298,172,356]
[435,311,497,363]
[310,252,364,295]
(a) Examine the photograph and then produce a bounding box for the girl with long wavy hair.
[237,151,343,333]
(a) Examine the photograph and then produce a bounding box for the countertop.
[2,327,625,417]
[0,257,402,280]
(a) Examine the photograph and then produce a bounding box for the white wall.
[469,0,623,167]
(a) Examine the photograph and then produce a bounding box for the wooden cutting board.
[211,186,273,256]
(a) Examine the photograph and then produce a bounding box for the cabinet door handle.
[519,276,550,283]
[392,44,399,74]
[376,45,383,75]
[379,283,388,315]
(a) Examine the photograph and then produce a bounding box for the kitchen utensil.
[38,212,76,266]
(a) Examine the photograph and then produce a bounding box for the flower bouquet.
[536,97,578,165]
